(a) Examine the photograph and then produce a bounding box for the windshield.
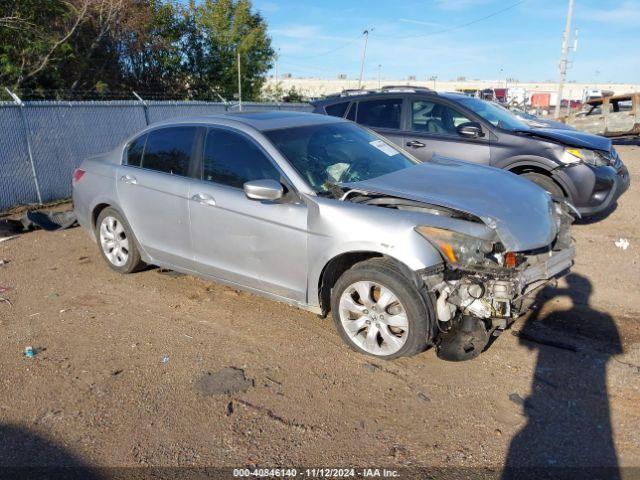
[265,122,418,194]
[456,96,530,131]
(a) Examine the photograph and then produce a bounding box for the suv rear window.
[325,102,350,118]
[355,98,402,129]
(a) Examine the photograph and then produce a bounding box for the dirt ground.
[1,146,639,476]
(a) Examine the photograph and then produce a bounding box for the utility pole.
[237,51,242,112]
[275,48,281,103]
[358,28,372,89]
[554,0,575,119]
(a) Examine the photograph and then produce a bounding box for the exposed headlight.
[561,148,609,167]
[415,226,495,266]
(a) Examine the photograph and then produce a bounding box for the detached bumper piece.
[521,245,575,285]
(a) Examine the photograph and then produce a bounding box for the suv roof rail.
[380,85,435,93]
[324,85,437,99]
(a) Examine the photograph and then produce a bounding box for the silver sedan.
[73,112,576,360]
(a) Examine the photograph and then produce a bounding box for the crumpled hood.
[525,127,612,151]
[347,157,558,252]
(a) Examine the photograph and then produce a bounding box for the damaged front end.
[417,202,576,361]
[344,189,576,361]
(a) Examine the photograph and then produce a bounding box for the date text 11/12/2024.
[232,468,400,477]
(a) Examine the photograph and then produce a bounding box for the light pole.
[555,0,575,118]
[358,28,373,89]
[377,64,382,89]
[275,47,281,103]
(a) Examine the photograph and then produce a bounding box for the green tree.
[116,1,187,96]
[0,0,90,93]
[0,0,274,100]
[184,0,274,101]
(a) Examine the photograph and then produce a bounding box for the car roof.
[151,110,342,132]
[315,88,468,105]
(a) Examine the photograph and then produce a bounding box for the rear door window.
[325,102,350,117]
[142,127,197,176]
[355,98,403,129]
[126,134,146,167]
[202,128,281,189]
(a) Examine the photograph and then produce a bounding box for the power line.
[375,0,528,40]
[285,34,363,60]
[281,0,527,65]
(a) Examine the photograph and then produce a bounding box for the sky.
[250,0,640,83]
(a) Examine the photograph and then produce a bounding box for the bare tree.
[21,1,91,83]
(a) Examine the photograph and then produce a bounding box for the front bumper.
[555,161,630,217]
[432,244,576,324]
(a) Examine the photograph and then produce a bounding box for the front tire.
[330,258,433,360]
[96,207,144,274]
[520,172,565,199]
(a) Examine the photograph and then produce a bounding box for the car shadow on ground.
[574,202,618,225]
[0,423,99,480]
[502,273,622,479]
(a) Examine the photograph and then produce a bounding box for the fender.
[495,154,561,173]
[498,155,578,202]
[307,234,444,309]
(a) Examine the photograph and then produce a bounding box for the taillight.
[72,168,85,185]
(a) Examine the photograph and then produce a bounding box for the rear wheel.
[330,258,433,359]
[96,207,144,274]
[520,172,565,199]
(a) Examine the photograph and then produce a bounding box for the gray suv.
[312,87,630,217]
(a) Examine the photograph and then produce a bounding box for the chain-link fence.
[0,100,313,212]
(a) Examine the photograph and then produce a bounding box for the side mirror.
[457,122,484,139]
[243,179,284,201]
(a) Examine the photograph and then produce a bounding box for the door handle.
[406,140,426,148]
[191,193,216,207]
[119,174,137,185]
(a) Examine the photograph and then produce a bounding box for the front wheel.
[520,172,565,199]
[330,258,433,359]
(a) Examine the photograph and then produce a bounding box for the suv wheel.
[96,207,144,274]
[330,258,433,359]
[520,172,565,199]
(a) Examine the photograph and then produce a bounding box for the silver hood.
[346,156,558,252]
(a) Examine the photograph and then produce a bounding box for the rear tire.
[96,207,144,274]
[520,172,565,199]
[330,258,433,360]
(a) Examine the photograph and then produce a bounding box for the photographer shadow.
[503,273,622,479]
[0,423,99,480]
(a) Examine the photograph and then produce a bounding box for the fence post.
[4,87,43,205]
[133,91,149,125]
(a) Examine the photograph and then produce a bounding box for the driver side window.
[202,128,281,189]
[411,100,473,136]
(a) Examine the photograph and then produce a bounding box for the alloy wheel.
[338,281,409,356]
[99,216,130,267]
